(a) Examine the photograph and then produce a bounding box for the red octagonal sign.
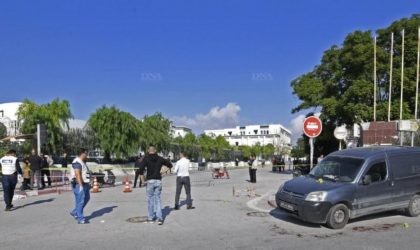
[303,116,322,138]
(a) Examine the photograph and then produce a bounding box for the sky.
[0,0,419,142]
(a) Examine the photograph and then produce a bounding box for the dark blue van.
[276,146,420,229]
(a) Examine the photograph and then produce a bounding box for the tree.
[291,15,420,154]
[291,138,307,159]
[262,143,275,158]
[17,98,73,154]
[138,113,172,152]
[64,128,99,156]
[0,122,7,139]
[88,105,140,160]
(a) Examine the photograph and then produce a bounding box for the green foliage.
[0,122,7,139]
[291,15,420,155]
[17,98,72,154]
[291,138,306,158]
[64,128,99,156]
[138,113,172,152]
[88,105,140,160]
[292,15,420,125]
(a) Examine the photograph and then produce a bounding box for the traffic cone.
[123,176,132,193]
[92,176,101,193]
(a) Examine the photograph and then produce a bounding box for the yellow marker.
[402,223,410,229]
[318,178,324,184]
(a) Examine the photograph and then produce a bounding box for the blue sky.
[0,1,419,137]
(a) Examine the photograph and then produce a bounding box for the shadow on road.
[269,209,323,228]
[13,198,55,211]
[87,206,118,220]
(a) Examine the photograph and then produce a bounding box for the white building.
[204,124,292,149]
[171,126,192,138]
[0,102,22,137]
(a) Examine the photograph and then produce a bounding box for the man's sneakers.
[144,219,155,224]
[70,212,78,220]
[157,220,164,225]
[78,219,88,224]
[187,205,196,210]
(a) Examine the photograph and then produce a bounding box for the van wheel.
[326,204,349,230]
[406,195,420,217]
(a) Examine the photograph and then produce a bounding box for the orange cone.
[92,176,101,193]
[123,176,132,193]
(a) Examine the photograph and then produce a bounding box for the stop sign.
[303,116,323,138]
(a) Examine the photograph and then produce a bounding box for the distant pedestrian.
[133,154,144,188]
[235,158,239,167]
[174,152,195,210]
[138,146,173,225]
[248,156,255,182]
[69,148,91,224]
[0,149,23,211]
[20,155,31,191]
[250,156,258,183]
[40,153,52,188]
[26,149,43,190]
[60,152,68,184]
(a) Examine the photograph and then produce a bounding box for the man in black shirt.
[138,146,172,225]
[26,149,43,189]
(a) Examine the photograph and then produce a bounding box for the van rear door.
[388,152,420,205]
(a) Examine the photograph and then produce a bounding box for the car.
[275,146,420,229]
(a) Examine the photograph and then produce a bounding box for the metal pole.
[339,140,342,150]
[309,137,314,169]
[374,35,377,122]
[413,27,420,147]
[37,123,41,155]
[400,29,405,146]
[388,32,394,122]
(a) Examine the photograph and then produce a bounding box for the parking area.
[1,168,420,250]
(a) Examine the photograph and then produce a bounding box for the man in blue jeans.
[139,146,173,225]
[69,148,91,224]
[0,150,23,211]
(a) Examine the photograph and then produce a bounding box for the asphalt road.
[1,168,420,250]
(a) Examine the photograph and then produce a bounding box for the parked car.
[276,146,420,229]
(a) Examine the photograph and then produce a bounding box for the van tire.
[326,204,349,230]
[406,195,420,217]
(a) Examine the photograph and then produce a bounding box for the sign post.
[334,126,348,150]
[303,116,323,169]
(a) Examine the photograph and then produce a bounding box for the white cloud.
[172,103,241,132]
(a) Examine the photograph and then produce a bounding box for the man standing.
[250,156,258,183]
[69,148,91,224]
[60,152,68,184]
[0,150,22,211]
[40,152,52,188]
[248,156,255,182]
[174,152,195,210]
[138,146,173,225]
[26,149,43,189]
[133,154,144,188]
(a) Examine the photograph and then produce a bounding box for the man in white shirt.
[174,152,195,210]
[0,150,22,211]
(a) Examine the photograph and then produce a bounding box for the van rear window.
[389,153,420,179]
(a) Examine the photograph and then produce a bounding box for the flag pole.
[412,27,420,147]
[374,35,377,122]
[400,29,405,146]
[388,32,394,122]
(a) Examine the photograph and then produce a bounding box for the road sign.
[303,116,323,138]
[334,126,348,140]
[399,120,419,132]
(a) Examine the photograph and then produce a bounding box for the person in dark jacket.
[26,149,43,189]
[138,146,173,225]
[133,154,144,188]
[40,153,52,188]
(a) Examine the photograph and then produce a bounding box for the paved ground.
[1,168,420,250]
